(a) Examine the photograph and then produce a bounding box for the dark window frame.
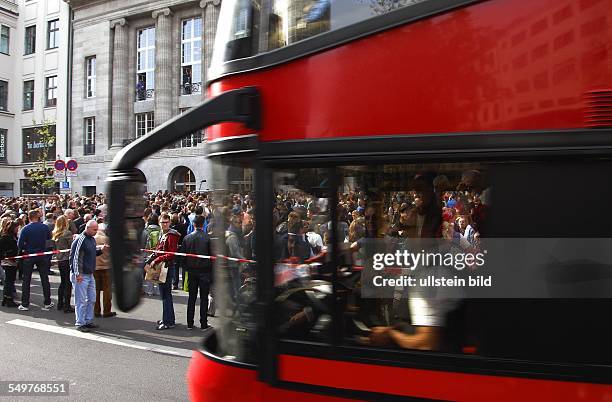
[85,56,96,98]
[0,25,10,55]
[0,80,8,111]
[45,75,57,107]
[22,80,34,111]
[24,25,36,55]
[84,117,95,155]
[47,19,59,49]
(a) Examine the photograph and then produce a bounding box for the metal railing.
[136,88,155,101]
[180,82,202,95]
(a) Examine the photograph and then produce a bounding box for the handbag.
[145,262,167,284]
[158,263,169,284]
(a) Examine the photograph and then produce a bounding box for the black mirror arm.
[110,86,260,171]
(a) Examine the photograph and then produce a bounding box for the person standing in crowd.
[43,213,56,232]
[180,215,212,330]
[170,212,188,290]
[144,213,180,330]
[17,210,53,312]
[0,218,19,307]
[226,211,245,301]
[94,222,115,318]
[64,209,79,235]
[52,216,75,313]
[142,214,161,296]
[78,213,93,234]
[72,210,85,235]
[70,220,105,332]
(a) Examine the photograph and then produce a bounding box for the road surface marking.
[6,319,192,358]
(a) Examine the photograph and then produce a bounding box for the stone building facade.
[64,0,221,194]
[0,0,70,196]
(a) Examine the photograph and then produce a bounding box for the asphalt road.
[0,270,217,401]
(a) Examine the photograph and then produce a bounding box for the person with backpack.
[142,215,161,296]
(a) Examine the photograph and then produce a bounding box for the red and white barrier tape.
[140,249,256,264]
[4,246,104,261]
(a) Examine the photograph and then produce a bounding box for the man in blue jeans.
[17,210,53,311]
[144,213,180,330]
[70,220,106,332]
[180,215,212,330]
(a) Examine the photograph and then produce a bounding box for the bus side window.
[272,168,333,343]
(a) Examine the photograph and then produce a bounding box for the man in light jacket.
[93,223,115,318]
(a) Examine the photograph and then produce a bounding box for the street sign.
[66,159,78,171]
[53,171,66,182]
[60,181,71,193]
[66,170,78,177]
[54,159,66,171]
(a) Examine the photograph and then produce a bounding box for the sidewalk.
[0,269,216,352]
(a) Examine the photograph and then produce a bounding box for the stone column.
[110,18,129,149]
[200,0,221,96]
[152,8,173,126]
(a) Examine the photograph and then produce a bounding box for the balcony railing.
[136,88,155,101]
[180,82,202,96]
[84,143,95,155]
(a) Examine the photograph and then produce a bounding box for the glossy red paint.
[187,352,354,402]
[207,0,612,143]
[278,355,612,402]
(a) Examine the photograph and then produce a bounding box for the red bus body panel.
[187,352,353,402]
[199,0,612,400]
[188,351,612,401]
[208,0,612,142]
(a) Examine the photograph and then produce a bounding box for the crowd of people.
[0,192,223,333]
[0,167,488,353]
[270,167,489,352]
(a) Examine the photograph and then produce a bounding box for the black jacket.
[0,233,18,266]
[179,229,212,272]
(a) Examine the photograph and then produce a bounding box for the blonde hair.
[52,215,69,241]
[0,217,13,236]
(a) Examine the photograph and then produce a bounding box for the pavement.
[0,268,217,401]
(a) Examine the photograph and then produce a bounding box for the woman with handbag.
[52,216,75,313]
[144,213,180,330]
[0,217,19,307]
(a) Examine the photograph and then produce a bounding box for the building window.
[181,17,202,95]
[47,19,59,49]
[173,108,204,147]
[45,76,57,107]
[0,81,7,111]
[0,25,10,54]
[24,25,35,55]
[135,112,154,138]
[84,117,95,155]
[86,56,96,98]
[136,26,155,101]
[23,80,34,111]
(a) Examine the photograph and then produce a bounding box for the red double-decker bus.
[108,0,612,400]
